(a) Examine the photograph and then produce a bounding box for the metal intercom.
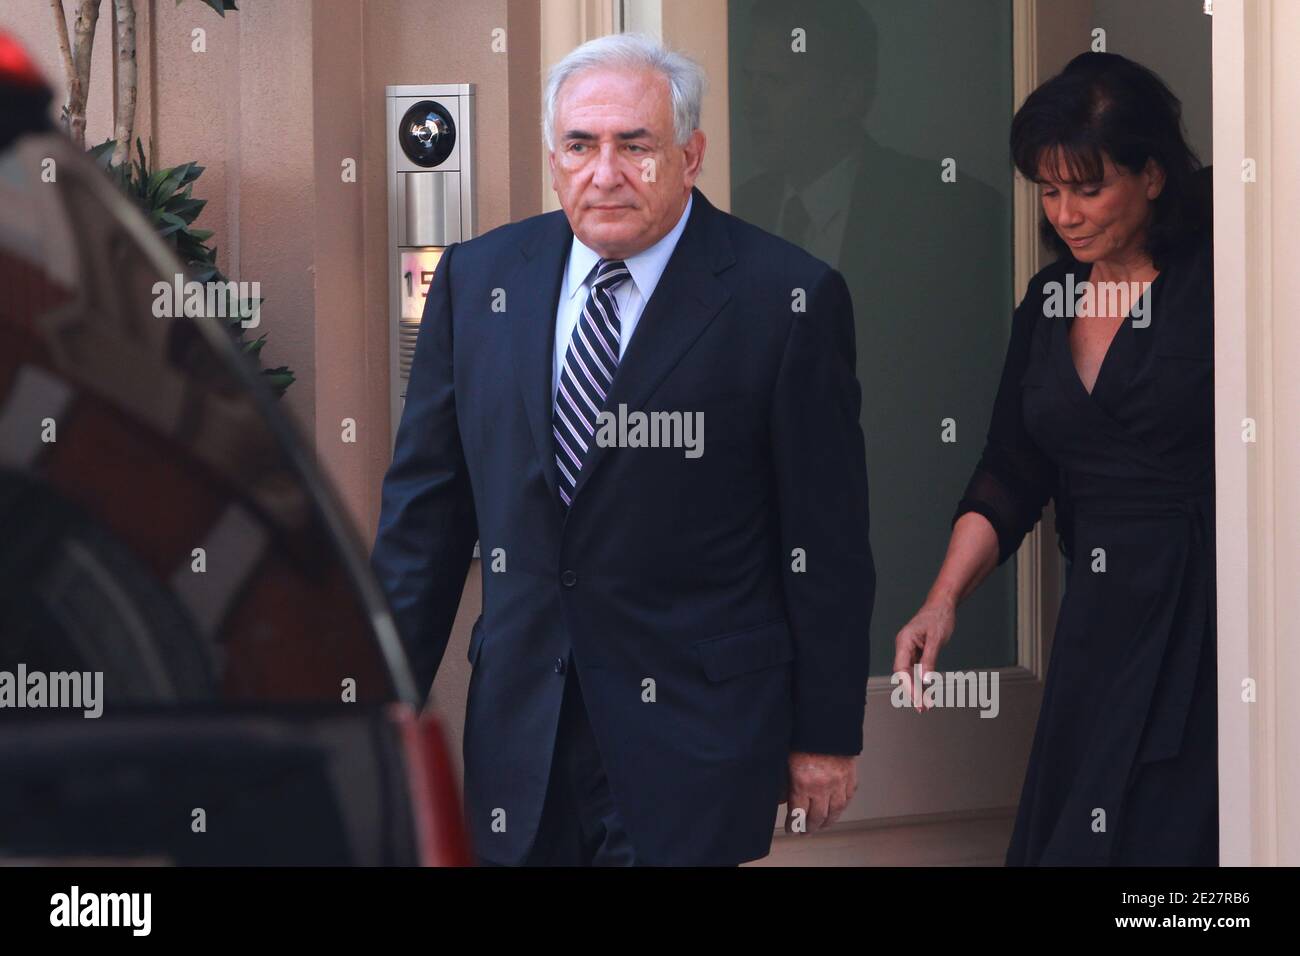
[386,84,476,441]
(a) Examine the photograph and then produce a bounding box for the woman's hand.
[892,600,957,712]
[894,511,998,711]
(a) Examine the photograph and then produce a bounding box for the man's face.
[548,66,705,259]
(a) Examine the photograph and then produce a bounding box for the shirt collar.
[564,193,694,301]
[780,148,860,234]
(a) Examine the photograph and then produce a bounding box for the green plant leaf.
[178,0,239,17]
[143,166,171,200]
[87,139,116,167]
[262,368,294,397]
[85,114,291,398]
[166,197,208,221]
[150,167,188,205]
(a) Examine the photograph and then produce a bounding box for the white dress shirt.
[552,193,694,399]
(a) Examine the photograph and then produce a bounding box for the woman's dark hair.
[1011,51,1208,269]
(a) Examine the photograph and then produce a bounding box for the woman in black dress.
[893,52,1217,866]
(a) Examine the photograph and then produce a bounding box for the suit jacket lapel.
[570,188,734,502]
[508,209,572,508]
[507,190,735,510]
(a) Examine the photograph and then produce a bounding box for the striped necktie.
[553,258,630,508]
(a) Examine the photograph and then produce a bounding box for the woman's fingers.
[894,605,956,712]
[892,623,923,672]
[919,627,944,680]
[893,621,926,711]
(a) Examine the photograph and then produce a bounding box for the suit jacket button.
[554,657,567,675]
[561,569,578,588]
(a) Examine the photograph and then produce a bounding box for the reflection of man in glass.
[738,0,881,267]
[733,0,1012,678]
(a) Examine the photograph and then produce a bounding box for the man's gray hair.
[542,33,706,151]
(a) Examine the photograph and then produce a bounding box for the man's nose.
[591,143,623,189]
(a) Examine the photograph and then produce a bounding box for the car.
[0,31,469,866]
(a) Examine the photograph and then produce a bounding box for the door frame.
[1210,0,1300,867]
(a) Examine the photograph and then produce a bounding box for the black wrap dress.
[955,229,1218,866]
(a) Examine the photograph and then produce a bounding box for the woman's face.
[1037,149,1165,266]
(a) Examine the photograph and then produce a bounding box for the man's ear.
[682,129,706,188]
[547,149,559,192]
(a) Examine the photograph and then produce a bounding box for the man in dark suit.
[372,33,875,866]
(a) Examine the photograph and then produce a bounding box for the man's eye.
[626,144,647,153]
[568,143,587,153]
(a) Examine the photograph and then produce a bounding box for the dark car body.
[0,33,468,866]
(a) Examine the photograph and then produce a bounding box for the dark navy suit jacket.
[371,187,875,865]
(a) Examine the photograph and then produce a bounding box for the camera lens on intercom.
[399,101,456,168]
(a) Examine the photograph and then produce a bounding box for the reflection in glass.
[729,0,1018,673]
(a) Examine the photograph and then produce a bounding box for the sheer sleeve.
[952,285,1059,565]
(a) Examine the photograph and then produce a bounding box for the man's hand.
[783,752,857,833]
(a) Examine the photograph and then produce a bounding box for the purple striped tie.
[554,258,630,508]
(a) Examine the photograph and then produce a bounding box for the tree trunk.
[49,0,77,130]
[111,0,137,167]
[66,0,103,148]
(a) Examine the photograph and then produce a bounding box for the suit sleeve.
[770,266,875,756]
[370,242,478,697]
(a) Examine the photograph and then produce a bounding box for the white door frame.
[1211,0,1300,867]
